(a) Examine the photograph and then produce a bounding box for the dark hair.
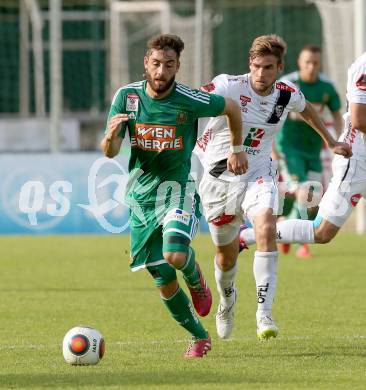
[146,34,185,58]
[300,44,322,55]
[249,34,287,64]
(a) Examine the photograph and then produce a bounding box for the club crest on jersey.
[176,111,187,124]
[356,74,366,91]
[275,82,295,93]
[200,82,215,92]
[132,124,182,151]
[126,93,139,111]
[350,193,362,207]
[275,105,284,118]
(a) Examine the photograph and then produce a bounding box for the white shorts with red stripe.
[318,155,366,227]
[199,159,279,246]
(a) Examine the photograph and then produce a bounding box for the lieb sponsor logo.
[132,124,182,151]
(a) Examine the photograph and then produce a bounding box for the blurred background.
[0,0,365,234]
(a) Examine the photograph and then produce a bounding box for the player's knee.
[215,244,238,270]
[314,229,332,244]
[256,222,276,243]
[163,251,187,268]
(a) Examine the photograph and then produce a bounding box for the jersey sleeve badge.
[127,93,139,111]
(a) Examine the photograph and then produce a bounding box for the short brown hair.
[300,44,322,55]
[146,34,185,58]
[249,34,287,63]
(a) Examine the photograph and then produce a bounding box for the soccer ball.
[62,326,105,365]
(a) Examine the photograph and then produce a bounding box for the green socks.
[162,287,208,339]
[179,247,200,287]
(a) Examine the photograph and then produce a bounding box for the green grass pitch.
[1,233,366,389]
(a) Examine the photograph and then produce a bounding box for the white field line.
[1,335,366,350]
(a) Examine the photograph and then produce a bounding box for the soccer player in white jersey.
[240,52,365,253]
[195,35,352,340]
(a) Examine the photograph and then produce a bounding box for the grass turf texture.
[0,234,365,389]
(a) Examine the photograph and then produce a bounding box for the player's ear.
[278,61,284,74]
[143,56,148,69]
[176,59,180,72]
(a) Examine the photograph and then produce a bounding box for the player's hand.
[331,142,353,158]
[106,114,130,140]
[227,151,248,175]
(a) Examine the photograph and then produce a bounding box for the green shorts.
[281,149,322,184]
[129,186,201,272]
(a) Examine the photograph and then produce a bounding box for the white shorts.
[199,160,279,246]
[318,156,366,227]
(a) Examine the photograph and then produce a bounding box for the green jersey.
[106,80,225,205]
[276,71,341,157]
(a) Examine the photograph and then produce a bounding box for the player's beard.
[145,71,176,94]
[253,79,274,94]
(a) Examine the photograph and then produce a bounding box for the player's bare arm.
[299,101,352,158]
[350,102,366,134]
[331,110,344,137]
[222,97,248,175]
[101,114,128,158]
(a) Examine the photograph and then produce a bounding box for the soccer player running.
[195,35,351,341]
[101,34,247,358]
[275,45,343,258]
[241,52,365,253]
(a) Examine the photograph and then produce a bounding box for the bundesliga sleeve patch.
[356,74,366,91]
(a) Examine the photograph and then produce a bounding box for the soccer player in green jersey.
[275,45,343,258]
[101,34,247,358]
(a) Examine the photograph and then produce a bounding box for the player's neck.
[145,82,175,99]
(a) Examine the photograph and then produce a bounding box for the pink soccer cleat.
[238,225,249,253]
[187,262,212,317]
[184,336,211,358]
[296,244,312,258]
[278,243,291,254]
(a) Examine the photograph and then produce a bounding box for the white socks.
[253,251,278,322]
[275,219,315,243]
[240,219,315,246]
[214,258,238,308]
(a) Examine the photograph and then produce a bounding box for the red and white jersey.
[340,52,366,160]
[194,73,306,181]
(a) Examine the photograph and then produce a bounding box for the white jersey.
[194,73,306,181]
[340,52,366,160]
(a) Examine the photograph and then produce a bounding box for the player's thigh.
[129,207,163,271]
[162,194,201,254]
[318,157,366,228]
[244,160,279,222]
[208,215,241,247]
[199,174,245,223]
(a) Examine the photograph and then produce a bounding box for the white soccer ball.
[62,326,105,365]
